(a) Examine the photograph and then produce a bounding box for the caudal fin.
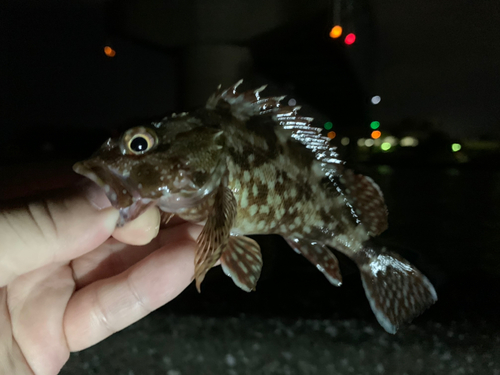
[354,248,437,334]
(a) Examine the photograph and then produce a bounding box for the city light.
[344,33,356,45]
[357,138,365,147]
[364,139,374,147]
[371,130,381,139]
[371,96,381,105]
[341,137,350,146]
[452,143,462,152]
[400,136,418,147]
[384,136,399,146]
[329,25,343,39]
[370,121,380,130]
[327,131,336,139]
[288,98,297,106]
[104,46,116,57]
[381,142,392,151]
[324,121,333,130]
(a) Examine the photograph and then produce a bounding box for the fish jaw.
[73,161,155,226]
[73,156,227,226]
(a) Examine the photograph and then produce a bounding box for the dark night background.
[1,0,500,374]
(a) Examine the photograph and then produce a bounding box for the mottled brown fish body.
[74,81,437,334]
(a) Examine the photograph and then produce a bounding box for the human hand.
[0,182,202,375]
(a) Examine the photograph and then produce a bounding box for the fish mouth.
[73,161,154,226]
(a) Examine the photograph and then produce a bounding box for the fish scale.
[74,80,437,334]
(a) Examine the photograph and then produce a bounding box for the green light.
[452,143,462,152]
[381,142,391,151]
[324,121,333,130]
[370,121,380,130]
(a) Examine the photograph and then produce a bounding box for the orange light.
[327,131,337,139]
[371,130,381,139]
[104,46,116,57]
[329,25,343,39]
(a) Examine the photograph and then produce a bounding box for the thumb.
[0,183,119,286]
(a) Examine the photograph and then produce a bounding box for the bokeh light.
[452,143,462,152]
[364,139,374,147]
[324,122,333,130]
[344,33,356,45]
[327,131,336,139]
[341,137,350,146]
[357,138,365,147]
[329,25,343,39]
[400,136,418,147]
[288,98,297,106]
[371,96,381,105]
[104,46,116,57]
[381,142,392,151]
[370,121,380,130]
[384,136,399,146]
[371,130,381,139]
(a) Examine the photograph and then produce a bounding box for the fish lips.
[73,161,154,226]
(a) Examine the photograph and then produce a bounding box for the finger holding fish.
[64,221,204,351]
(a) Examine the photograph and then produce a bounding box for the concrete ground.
[61,313,499,375]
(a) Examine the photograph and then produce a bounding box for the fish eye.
[121,127,157,155]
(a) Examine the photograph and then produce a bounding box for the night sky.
[0,0,499,146]
[372,0,500,138]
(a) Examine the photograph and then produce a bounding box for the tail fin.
[353,246,437,334]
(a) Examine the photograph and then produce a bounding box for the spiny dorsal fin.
[206,80,344,176]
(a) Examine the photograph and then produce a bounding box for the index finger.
[0,185,119,287]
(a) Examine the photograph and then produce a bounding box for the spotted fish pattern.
[74,81,437,333]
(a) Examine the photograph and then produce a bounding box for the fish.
[73,81,437,334]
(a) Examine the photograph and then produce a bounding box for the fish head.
[73,118,226,225]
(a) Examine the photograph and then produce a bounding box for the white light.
[365,139,375,147]
[400,136,418,147]
[374,138,382,147]
[341,137,350,146]
[384,136,398,146]
[371,95,381,105]
[288,98,297,106]
[357,138,365,147]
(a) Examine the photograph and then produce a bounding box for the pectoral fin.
[194,185,237,292]
[286,238,342,286]
[221,236,263,292]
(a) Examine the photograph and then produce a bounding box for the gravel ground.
[61,313,500,375]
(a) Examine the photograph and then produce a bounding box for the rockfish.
[74,81,437,333]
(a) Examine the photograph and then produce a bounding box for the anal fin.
[220,236,263,292]
[354,248,438,334]
[286,238,342,286]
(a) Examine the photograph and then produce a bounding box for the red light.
[344,33,356,45]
